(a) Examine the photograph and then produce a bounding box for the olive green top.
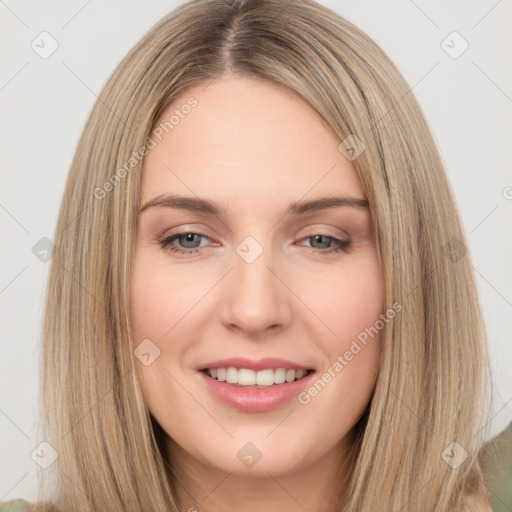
[0,500,31,512]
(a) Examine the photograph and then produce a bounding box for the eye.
[298,234,351,254]
[158,232,211,255]
[158,232,351,256]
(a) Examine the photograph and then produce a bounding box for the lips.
[196,357,316,412]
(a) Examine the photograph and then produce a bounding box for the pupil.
[314,235,330,249]
[182,233,199,248]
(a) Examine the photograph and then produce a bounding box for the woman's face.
[131,74,384,479]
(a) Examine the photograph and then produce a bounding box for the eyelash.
[157,232,351,255]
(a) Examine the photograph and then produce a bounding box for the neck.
[165,432,356,512]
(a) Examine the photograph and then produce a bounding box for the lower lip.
[198,370,316,412]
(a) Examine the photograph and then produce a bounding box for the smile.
[202,367,312,387]
[198,367,316,412]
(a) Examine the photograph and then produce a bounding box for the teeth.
[239,368,256,385]
[274,368,286,384]
[205,367,309,386]
[256,369,274,386]
[226,367,238,383]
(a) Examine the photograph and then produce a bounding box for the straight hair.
[36,0,491,510]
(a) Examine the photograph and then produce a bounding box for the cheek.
[295,252,384,409]
[131,274,168,345]
[130,253,191,419]
[130,253,202,343]
[130,250,215,398]
[300,251,384,347]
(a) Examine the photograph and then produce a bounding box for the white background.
[1,0,511,502]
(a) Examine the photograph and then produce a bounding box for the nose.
[217,242,293,337]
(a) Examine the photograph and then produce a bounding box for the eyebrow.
[139,194,369,216]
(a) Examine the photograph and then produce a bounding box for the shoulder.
[462,490,493,512]
[0,500,32,512]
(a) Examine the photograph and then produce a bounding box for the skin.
[131,73,384,512]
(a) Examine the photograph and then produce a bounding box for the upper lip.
[197,357,314,372]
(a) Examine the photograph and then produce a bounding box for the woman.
[1,0,493,510]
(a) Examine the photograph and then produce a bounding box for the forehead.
[140,75,365,210]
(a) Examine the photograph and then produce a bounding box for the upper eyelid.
[162,230,349,246]
[162,222,351,238]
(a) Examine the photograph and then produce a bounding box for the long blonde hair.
[36,0,491,510]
